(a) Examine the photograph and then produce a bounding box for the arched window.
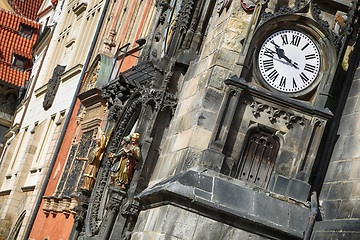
[234,129,280,188]
[8,210,26,240]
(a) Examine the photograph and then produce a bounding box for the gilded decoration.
[108,133,141,189]
[76,127,112,191]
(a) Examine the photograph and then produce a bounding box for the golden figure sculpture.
[77,127,112,191]
[108,133,141,189]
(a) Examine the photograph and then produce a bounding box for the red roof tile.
[0,9,40,87]
[7,0,44,21]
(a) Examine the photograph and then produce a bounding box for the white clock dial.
[258,30,321,93]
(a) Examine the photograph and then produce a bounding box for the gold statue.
[108,133,141,189]
[77,127,112,191]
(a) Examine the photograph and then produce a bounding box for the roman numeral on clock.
[271,40,279,48]
[264,48,274,58]
[268,69,279,82]
[281,34,288,45]
[304,63,316,73]
[291,35,301,47]
[263,59,274,71]
[305,54,316,60]
[279,76,286,87]
[300,72,310,83]
[292,78,298,88]
[301,43,309,51]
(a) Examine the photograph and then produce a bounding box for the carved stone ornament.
[102,76,137,120]
[104,28,117,52]
[155,0,170,8]
[43,65,66,110]
[218,0,232,13]
[245,99,307,128]
[312,0,360,53]
[141,88,177,113]
[261,0,309,23]
[172,0,194,33]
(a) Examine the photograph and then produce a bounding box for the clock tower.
[66,0,360,239]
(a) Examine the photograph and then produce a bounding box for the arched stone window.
[234,128,280,188]
[8,210,26,240]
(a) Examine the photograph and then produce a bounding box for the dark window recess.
[12,54,28,71]
[234,129,280,188]
[18,23,34,39]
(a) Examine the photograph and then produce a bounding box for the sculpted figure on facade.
[77,128,111,191]
[108,133,141,189]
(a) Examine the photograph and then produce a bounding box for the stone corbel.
[62,196,72,218]
[69,195,79,215]
[49,196,62,216]
[42,197,51,216]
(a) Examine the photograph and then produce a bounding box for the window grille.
[234,129,280,188]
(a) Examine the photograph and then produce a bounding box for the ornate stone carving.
[141,88,177,112]
[71,193,89,238]
[43,65,66,110]
[246,99,307,128]
[108,187,127,212]
[102,77,137,120]
[155,0,170,9]
[261,0,310,22]
[104,28,117,52]
[172,0,194,33]
[218,0,232,13]
[311,0,360,53]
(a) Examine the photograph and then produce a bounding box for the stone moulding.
[136,167,307,240]
[42,195,78,217]
[246,99,307,128]
[225,75,333,120]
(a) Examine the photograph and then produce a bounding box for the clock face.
[258,29,321,93]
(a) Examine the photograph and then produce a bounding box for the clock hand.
[274,46,299,69]
[273,57,296,67]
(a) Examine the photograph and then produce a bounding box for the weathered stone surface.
[322,200,341,219]
[197,109,218,132]
[324,160,353,182]
[272,175,289,196]
[202,87,224,113]
[214,178,255,211]
[327,182,354,200]
[286,178,311,202]
[337,200,356,219]
[208,66,229,90]
[136,168,308,239]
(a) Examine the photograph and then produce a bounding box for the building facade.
[1,0,359,239]
[0,0,42,154]
[27,0,155,240]
[0,0,43,238]
[60,0,359,239]
[0,0,116,238]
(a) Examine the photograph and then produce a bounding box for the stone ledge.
[136,168,309,239]
[225,76,333,119]
[0,190,11,196]
[313,219,360,232]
